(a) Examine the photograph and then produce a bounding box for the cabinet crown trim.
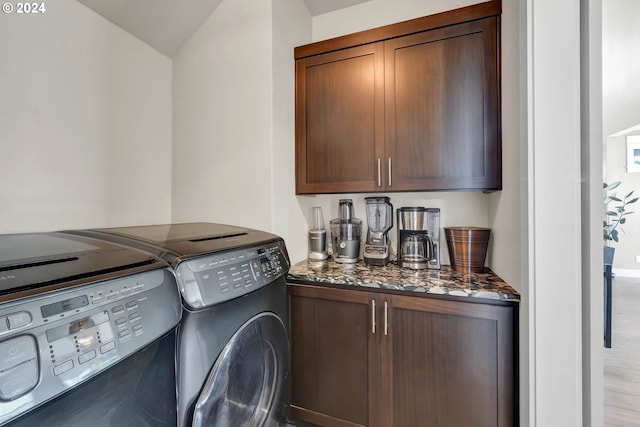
[294,0,501,59]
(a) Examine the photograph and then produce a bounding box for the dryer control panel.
[176,240,290,310]
[0,268,181,426]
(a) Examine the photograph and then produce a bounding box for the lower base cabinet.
[287,283,517,427]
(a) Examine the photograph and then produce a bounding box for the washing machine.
[67,223,291,427]
[0,232,182,427]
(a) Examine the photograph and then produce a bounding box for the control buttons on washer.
[100,341,116,354]
[125,301,138,310]
[0,335,37,371]
[92,298,103,305]
[133,284,144,292]
[118,330,131,340]
[132,324,143,335]
[0,336,38,400]
[6,312,31,330]
[111,305,125,314]
[250,260,261,278]
[53,360,74,376]
[0,359,38,400]
[128,312,141,322]
[115,317,127,326]
[107,292,119,300]
[78,350,96,364]
[121,289,132,296]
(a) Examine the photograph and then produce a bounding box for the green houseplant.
[603,181,638,252]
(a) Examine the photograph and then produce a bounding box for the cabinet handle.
[388,158,392,187]
[372,299,376,334]
[377,158,381,187]
[384,301,388,336]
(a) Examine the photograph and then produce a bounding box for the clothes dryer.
[67,223,290,427]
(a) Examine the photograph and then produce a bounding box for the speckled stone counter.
[287,259,520,303]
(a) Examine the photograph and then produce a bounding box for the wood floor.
[605,276,640,426]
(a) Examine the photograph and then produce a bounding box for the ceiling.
[75,0,371,58]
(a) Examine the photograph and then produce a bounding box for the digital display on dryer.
[41,295,89,318]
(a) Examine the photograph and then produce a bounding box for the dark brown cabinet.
[288,284,516,427]
[288,285,379,427]
[295,43,384,194]
[295,3,501,194]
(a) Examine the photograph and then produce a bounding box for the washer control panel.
[176,241,289,310]
[0,268,181,426]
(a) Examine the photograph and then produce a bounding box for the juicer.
[363,197,393,266]
[330,199,362,263]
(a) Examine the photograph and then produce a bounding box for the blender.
[363,197,393,266]
[308,206,328,261]
[330,199,362,263]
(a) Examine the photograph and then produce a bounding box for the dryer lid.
[0,232,165,300]
[70,223,283,265]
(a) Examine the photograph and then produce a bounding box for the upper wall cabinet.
[295,2,502,195]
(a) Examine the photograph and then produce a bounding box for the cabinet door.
[288,285,381,427]
[384,17,501,191]
[381,295,514,427]
[295,43,385,194]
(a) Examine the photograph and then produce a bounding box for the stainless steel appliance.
[308,207,328,261]
[67,223,290,427]
[0,232,181,427]
[397,207,441,270]
[330,199,362,263]
[363,196,393,266]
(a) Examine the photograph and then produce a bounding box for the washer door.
[192,312,288,427]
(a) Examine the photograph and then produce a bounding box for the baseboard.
[612,268,640,278]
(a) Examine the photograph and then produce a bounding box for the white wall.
[271,0,312,260]
[172,0,274,231]
[488,0,521,290]
[525,0,583,425]
[0,0,172,233]
[312,0,481,40]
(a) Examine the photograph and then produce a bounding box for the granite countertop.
[287,259,520,303]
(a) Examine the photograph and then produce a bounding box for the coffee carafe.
[330,199,362,263]
[397,207,440,269]
[363,197,393,266]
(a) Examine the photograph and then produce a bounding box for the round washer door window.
[192,312,288,427]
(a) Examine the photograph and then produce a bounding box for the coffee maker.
[330,199,362,263]
[397,207,440,269]
[363,197,393,266]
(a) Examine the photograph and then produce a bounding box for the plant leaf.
[605,181,621,191]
